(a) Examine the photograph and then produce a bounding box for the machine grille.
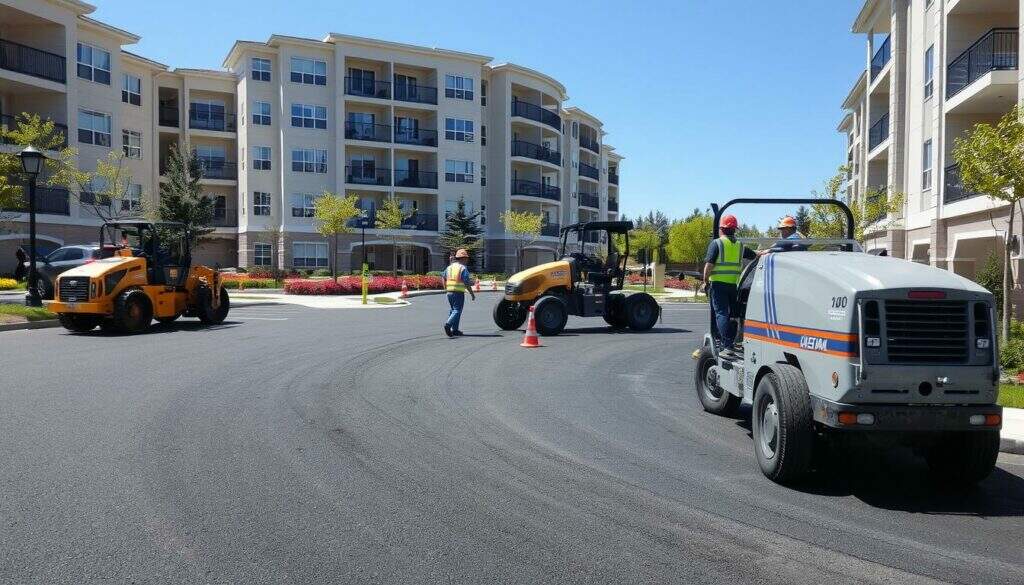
[884,300,969,364]
[58,277,89,302]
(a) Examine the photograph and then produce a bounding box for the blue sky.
[92,0,865,229]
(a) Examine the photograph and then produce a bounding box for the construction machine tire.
[694,346,740,416]
[752,364,814,485]
[533,295,568,336]
[625,293,659,331]
[925,431,999,488]
[113,288,153,334]
[493,299,527,330]
[197,285,230,325]
[58,313,101,333]
[603,295,628,328]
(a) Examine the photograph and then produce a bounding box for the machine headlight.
[505,281,522,294]
[104,269,126,296]
[90,281,98,299]
[865,337,881,348]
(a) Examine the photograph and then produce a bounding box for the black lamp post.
[19,146,47,307]
[359,212,368,269]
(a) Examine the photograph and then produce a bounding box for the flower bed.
[220,275,279,289]
[626,274,696,290]
[0,278,20,291]
[284,275,443,295]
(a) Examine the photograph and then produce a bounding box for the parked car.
[23,245,119,299]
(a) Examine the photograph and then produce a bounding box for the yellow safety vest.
[445,263,467,292]
[708,237,743,285]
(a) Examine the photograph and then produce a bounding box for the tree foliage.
[313,191,360,279]
[156,145,214,244]
[0,114,73,219]
[806,165,903,242]
[667,213,712,264]
[375,197,412,275]
[438,197,483,270]
[52,150,141,221]
[631,225,662,264]
[501,209,543,272]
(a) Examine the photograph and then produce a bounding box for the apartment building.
[0,0,624,275]
[839,0,1021,287]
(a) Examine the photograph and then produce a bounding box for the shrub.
[220,274,279,289]
[976,252,1004,317]
[235,267,248,273]
[1000,337,1024,372]
[285,275,443,295]
[313,269,332,277]
[0,278,20,291]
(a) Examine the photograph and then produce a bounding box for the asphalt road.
[1,295,1023,584]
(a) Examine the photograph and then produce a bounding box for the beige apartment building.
[0,0,624,276]
[839,0,1023,288]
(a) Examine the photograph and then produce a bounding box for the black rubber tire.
[197,285,230,325]
[752,364,815,484]
[625,293,659,331]
[493,299,527,330]
[925,431,1000,487]
[694,347,740,416]
[603,296,628,328]
[533,296,568,336]
[58,313,101,332]
[113,288,153,334]
[155,315,180,324]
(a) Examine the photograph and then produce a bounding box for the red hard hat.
[721,214,738,229]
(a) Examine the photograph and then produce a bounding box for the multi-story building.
[1,1,624,276]
[839,0,1021,285]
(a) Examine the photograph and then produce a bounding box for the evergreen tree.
[795,205,811,235]
[157,145,213,245]
[438,197,483,270]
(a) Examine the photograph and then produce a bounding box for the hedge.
[0,278,20,291]
[285,275,444,295]
[220,276,279,289]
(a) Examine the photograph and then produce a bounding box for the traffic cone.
[474,279,481,292]
[520,306,542,348]
[400,280,409,298]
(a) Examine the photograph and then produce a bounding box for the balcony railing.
[511,178,561,202]
[345,77,391,99]
[580,193,599,208]
[394,82,438,105]
[346,121,392,142]
[2,185,70,215]
[608,171,619,185]
[946,28,1019,98]
[511,99,561,130]
[870,35,891,80]
[394,127,437,147]
[402,213,438,231]
[346,166,391,186]
[213,208,238,227]
[511,140,561,165]
[578,161,600,180]
[158,105,179,127]
[579,135,600,153]
[1,114,67,148]
[868,113,889,151]
[608,198,618,212]
[541,223,561,237]
[189,108,236,132]
[198,160,237,180]
[0,38,66,83]
[944,163,981,204]
[394,169,438,189]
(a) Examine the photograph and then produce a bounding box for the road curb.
[0,319,60,332]
[1001,437,1024,455]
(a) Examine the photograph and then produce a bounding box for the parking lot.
[2,295,1024,584]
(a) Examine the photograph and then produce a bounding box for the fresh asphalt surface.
[2,295,1023,585]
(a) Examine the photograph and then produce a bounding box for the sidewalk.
[1002,407,1024,455]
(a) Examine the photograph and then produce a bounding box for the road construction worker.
[703,214,756,351]
[444,248,476,337]
[758,215,807,255]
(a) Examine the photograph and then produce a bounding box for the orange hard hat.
[455,249,470,259]
[777,216,797,229]
[720,214,738,230]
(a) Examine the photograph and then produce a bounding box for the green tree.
[953,105,1024,341]
[439,197,483,270]
[0,113,73,219]
[155,145,214,245]
[312,191,360,279]
[500,209,542,272]
[375,197,412,275]
[806,165,904,242]
[53,150,142,221]
[795,205,811,235]
[667,213,712,264]
[975,252,1004,321]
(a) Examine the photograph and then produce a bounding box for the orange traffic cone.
[400,280,409,298]
[474,279,481,292]
[520,306,542,348]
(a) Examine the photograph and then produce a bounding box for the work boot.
[453,330,464,336]
[444,324,453,338]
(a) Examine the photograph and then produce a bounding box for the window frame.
[290,56,327,86]
[923,44,934,100]
[291,148,328,173]
[290,194,318,218]
[252,57,272,82]
[254,242,273,266]
[444,117,475,142]
[922,139,933,191]
[252,146,272,171]
[444,159,475,183]
[77,109,112,147]
[76,42,111,85]
[120,183,142,212]
[121,73,142,106]
[444,74,474,101]
[122,129,142,159]
[253,191,272,216]
[252,100,272,125]
[292,241,329,268]
[290,103,328,129]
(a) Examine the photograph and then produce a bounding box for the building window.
[481,125,486,146]
[924,45,934,100]
[121,183,142,212]
[254,243,272,266]
[121,74,141,106]
[253,191,271,216]
[252,146,272,170]
[480,204,486,226]
[481,80,487,106]
[444,117,474,142]
[445,159,474,183]
[78,109,111,146]
[291,103,328,129]
[922,139,933,190]
[291,148,328,173]
[253,101,271,125]
[122,130,142,159]
[290,194,317,218]
[76,43,110,84]
[444,74,474,100]
[290,57,327,85]
[292,242,328,268]
[571,121,578,138]
[481,164,486,187]
[252,57,271,82]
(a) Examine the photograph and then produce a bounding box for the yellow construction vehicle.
[44,220,229,333]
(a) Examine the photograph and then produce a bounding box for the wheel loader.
[44,220,229,334]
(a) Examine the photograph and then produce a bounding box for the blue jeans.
[446,292,465,331]
[709,281,738,347]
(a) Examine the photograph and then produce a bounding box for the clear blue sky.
[92,0,865,229]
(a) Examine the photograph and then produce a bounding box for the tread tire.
[197,285,230,325]
[533,296,568,336]
[925,431,1000,488]
[752,364,814,484]
[625,293,659,331]
[694,347,740,416]
[113,288,153,334]
[58,313,100,332]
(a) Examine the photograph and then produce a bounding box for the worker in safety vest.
[758,215,807,255]
[703,214,756,351]
[443,248,476,337]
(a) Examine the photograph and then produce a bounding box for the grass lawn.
[0,303,55,323]
[999,384,1024,409]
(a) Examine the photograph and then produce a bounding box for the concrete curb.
[1001,437,1024,455]
[0,319,60,332]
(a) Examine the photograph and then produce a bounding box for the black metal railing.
[189,108,236,132]
[580,135,600,153]
[579,161,600,180]
[511,99,561,130]
[158,104,179,127]
[345,77,391,99]
[394,82,438,105]
[0,38,66,83]
[346,166,391,186]
[946,28,1019,98]
[348,211,376,229]
[944,163,980,204]
[579,192,599,208]
[394,170,438,189]
[871,35,891,79]
[394,127,437,147]
[868,113,889,151]
[2,185,70,215]
[511,179,561,201]
[212,208,238,227]
[608,198,618,212]
[608,172,619,185]
[345,121,391,142]
[198,160,237,180]
[1,114,67,148]
[541,223,561,237]
[511,140,561,165]
[402,213,438,231]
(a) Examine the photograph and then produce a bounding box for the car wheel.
[58,313,101,333]
[533,296,567,336]
[752,365,814,484]
[694,347,739,416]
[113,288,153,334]
[493,299,527,330]
[625,293,659,331]
[197,285,230,325]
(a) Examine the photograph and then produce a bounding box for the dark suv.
[25,245,114,299]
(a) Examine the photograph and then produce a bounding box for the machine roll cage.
[711,197,856,249]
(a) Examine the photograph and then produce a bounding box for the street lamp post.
[19,146,47,307]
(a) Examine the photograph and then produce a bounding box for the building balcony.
[189,108,236,132]
[578,161,600,181]
[511,100,561,130]
[199,160,237,180]
[870,36,891,80]
[943,163,981,204]
[868,113,889,151]
[213,208,238,227]
[608,198,618,212]
[394,169,438,189]
[608,171,619,185]
[345,121,391,143]
[401,212,438,231]
[541,223,561,237]
[394,127,437,147]
[3,185,70,215]
[579,192,599,208]
[947,28,1018,99]
[1,113,67,148]
[511,178,560,202]
[511,140,560,166]
[346,166,391,186]
[345,77,391,100]
[158,105,179,128]
[394,83,437,105]
[579,135,600,154]
[0,38,66,84]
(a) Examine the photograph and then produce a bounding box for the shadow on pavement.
[65,321,242,337]
[559,326,690,336]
